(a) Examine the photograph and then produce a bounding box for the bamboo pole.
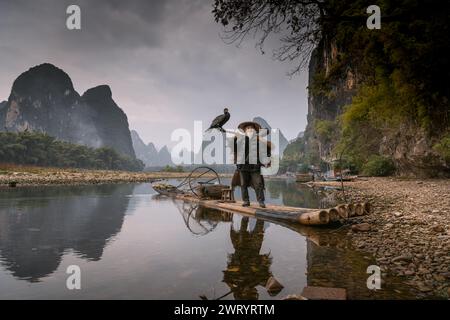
[363,202,371,215]
[297,210,330,225]
[346,203,355,217]
[355,203,364,216]
[328,208,340,222]
[337,204,349,219]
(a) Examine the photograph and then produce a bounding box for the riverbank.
[311,177,450,299]
[0,165,197,187]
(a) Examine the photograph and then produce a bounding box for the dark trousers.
[239,170,265,203]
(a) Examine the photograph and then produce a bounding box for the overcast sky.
[0,0,309,149]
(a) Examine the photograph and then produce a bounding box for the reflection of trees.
[222,217,272,300]
[266,180,323,208]
[0,184,132,282]
[266,180,282,199]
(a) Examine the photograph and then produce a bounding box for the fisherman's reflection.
[174,203,279,300]
[222,217,272,300]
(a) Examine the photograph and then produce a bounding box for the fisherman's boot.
[255,182,266,208]
[256,189,266,208]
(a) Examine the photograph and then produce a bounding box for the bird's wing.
[210,114,225,127]
[220,113,230,126]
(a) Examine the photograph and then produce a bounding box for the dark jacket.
[233,135,271,172]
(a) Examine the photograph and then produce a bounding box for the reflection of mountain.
[0,184,133,282]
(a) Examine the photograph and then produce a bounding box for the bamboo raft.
[169,192,370,226]
[152,170,370,226]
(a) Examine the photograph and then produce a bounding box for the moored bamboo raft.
[172,193,370,226]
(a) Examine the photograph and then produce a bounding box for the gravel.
[327,177,450,299]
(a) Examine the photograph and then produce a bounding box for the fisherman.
[232,121,271,208]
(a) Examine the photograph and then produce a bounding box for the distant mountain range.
[130,130,174,167]
[0,63,136,158]
[0,63,295,169]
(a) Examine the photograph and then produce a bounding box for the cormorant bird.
[206,108,230,133]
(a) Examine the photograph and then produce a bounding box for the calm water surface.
[0,179,415,299]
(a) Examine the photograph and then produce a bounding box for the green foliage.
[314,119,336,145]
[162,165,184,173]
[309,71,332,98]
[297,163,310,174]
[336,81,400,169]
[280,137,306,173]
[282,137,305,161]
[362,155,396,177]
[0,131,144,171]
[433,135,450,163]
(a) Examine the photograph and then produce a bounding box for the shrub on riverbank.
[162,165,184,173]
[0,131,144,171]
[362,155,396,177]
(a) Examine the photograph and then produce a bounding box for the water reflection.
[174,198,416,300]
[223,217,272,300]
[0,184,132,282]
[172,201,232,236]
[173,202,274,300]
[265,179,336,208]
[0,180,416,299]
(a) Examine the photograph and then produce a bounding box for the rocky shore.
[313,178,450,299]
[0,166,194,188]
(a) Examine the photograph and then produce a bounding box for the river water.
[0,179,415,299]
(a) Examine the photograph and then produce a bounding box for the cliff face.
[0,64,135,158]
[298,40,448,177]
[0,101,6,127]
[307,42,357,126]
[300,40,358,163]
[81,85,135,157]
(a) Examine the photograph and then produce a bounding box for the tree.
[213,0,325,73]
[0,131,144,172]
